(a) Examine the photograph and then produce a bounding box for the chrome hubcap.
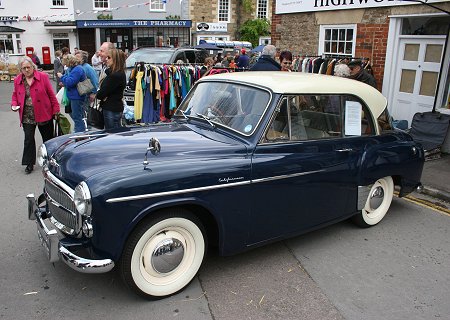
[151,237,185,274]
[369,186,384,211]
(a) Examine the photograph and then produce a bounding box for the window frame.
[150,0,166,12]
[218,0,231,23]
[93,0,110,10]
[318,24,356,57]
[256,0,268,19]
[51,0,65,7]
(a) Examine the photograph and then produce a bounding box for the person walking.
[30,51,41,69]
[96,48,126,129]
[11,56,60,174]
[57,54,87,132]
[249,45,281,71]
[53,50,64,93]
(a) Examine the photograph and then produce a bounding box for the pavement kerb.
[420,185,450,204]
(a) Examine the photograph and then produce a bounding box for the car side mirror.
[143,137,161,166]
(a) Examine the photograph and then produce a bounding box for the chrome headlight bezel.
[37,144,48,167]
[74,181,92,217]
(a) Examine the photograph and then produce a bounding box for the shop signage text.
[76,20,192,28]
[276,0,447,14]
[196,22,228,32]
[0,16,19,22]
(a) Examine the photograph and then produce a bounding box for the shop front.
[76,20,192,56]
[272,0,450,150]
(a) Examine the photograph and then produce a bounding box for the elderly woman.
[11,56,60,174]
[57,54,87,132]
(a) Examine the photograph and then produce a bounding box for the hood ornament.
[143,137,161,166]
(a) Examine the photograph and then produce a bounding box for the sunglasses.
[282,61,292,65]
[106,56,111,60]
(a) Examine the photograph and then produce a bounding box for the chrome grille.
[44,177,80,234]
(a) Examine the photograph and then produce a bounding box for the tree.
[238,19,270,48]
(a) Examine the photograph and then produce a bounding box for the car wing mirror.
[143,137,161,166]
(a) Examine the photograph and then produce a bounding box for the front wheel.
[119,209,206,298]
[352,176,394,228]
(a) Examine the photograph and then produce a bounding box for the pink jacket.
[11,71,60,125]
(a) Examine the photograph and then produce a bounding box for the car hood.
[47,122,248,187]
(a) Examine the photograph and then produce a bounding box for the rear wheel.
[352,176,394,228]
[119,209,206,298]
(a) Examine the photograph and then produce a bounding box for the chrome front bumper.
[27,193,115,274]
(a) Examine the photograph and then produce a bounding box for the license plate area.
[36,214,60,263]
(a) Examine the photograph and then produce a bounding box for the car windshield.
[126,49,174,68]
[177,81,271,135]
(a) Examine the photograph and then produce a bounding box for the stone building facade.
[190,0,273,45]
[271,0,450,150]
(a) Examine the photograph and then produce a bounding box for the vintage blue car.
[27,72,424,299]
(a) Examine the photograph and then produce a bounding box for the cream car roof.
[199,72,387,119]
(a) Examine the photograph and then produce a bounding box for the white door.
[392,38,445,125]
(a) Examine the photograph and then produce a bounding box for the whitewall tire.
[119,210,206,298]
[352,176,394,228]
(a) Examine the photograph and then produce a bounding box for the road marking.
[394,192,450,216]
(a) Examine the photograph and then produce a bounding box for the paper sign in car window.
[345,101,362,136]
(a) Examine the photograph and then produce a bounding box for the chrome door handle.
[336,148,353,152]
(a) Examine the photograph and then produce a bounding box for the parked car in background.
[27,72,424,299]
[124,47,207,106]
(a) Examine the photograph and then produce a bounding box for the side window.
[173,52,186,63]
[185,50,197,63]
[342,95,375,136]
[264,95,342,143]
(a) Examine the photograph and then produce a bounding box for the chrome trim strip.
[68,133,108,139]
[106,180,252,203]
[106,169,325,203]
[252,169,325,183]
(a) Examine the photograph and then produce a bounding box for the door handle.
[336,148,353,152]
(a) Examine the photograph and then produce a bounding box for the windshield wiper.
[195,113,215,128]
[178,109,188,120]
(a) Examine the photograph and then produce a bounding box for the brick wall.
[355,21,389,90]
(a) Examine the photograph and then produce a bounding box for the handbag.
[87,99,104,129]
[77,77,94,96]
[54,113,71,136]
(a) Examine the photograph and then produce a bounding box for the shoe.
[25,164,33,174]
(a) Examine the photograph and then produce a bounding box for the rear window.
[126,49,174,68]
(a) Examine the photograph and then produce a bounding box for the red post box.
[42,47,51,65]
[26,47,34,58]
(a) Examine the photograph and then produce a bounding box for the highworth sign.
[275,0,449,14]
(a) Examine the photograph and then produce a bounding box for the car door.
[249,94,376,244]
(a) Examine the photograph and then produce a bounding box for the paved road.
[1,80,449,320]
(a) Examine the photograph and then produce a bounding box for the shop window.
[93,0,109,10]
[257,0,268,19]
[401,17,450,36]
[150,0,165,11]
[319,25,356,57]
[0,34,14,54]
[218,0,230,22]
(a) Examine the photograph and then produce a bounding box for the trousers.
[22,121,54,165]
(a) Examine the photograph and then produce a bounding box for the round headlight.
[37,144,48,167]
[74,181,92,216]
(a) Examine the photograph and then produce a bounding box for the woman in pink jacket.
[11,56,60,174]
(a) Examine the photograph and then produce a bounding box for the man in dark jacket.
[236,49,250,69]
[249,45,281,71]
[348,59,377,89]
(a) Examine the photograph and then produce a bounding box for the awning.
[0,26,25,33]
